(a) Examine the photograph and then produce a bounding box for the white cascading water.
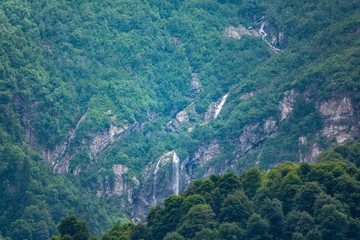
[172,151,180,195]
[152,159,161,205]
[214,94,229,119]
[259,22,267,39]
[259,22,282,53]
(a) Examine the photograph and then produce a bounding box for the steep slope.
[1,0,360,229]
[85,149,360,240]
[0,142,125,239]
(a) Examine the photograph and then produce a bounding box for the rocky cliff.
[14,7,360,223]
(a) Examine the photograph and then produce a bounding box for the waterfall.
[214,94,229,119]
[172,151,180,195]
[259,22,282,53]
[152,159,161,205]
[259,22,267,39]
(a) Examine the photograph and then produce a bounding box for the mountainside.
[53,146,360,240]
[1,0,360,237]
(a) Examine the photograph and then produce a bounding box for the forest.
[1,0,360,239]
[50,140,360,240]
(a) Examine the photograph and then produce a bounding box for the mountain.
[53,145,360,240]
[1,0,360,238]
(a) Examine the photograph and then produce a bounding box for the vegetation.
[1,0,360,238]
[60,144,360,239]
[0,142,125,238]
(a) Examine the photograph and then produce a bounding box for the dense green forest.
[1,0,360,239]
[51,140,360,240]
[0,142,125,239]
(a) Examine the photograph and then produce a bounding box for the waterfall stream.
[152,159,161,205]
[259,22,282,53]
[214,94,229,119]
[172,152,180,195]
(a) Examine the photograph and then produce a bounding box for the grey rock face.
[224,25,260,39]
[318,96,358,144]
[89,124,130,157]
[42,107,136,175]
[51,112,88,174]
[319,97,354,121]
[111,164,140,204]
[190,72,201,98]
[166,104,194,132]
[176,110,189,124]
[296,95,359,163]
[300,143,322,163]
[235,117,277,159]
[184,139,221,180]
[94,164,140,219]
[279,89,296,121]
[240,92,255,100]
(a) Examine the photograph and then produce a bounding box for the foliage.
[1,0,360,238]
[98,157,360,239]
[0,142,124,238]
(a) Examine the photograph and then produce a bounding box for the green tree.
[306,229,322,240]
[130,223,150,240]
[240,167,262,199]
[33,220,50,240]
[9,219,32,240]
[283,211,301,240]
[217,173,242,196]
[347,217,360,239]
[57,215,90,240]
[100,222,135,240]
[259,198,284,239]
[194,228,219,240]
[180,194,206,215]
[219,222,245,240]
[219,191,253,225]
[295,182,323,214]
[146,205,164,240]
[276,172,302,213]
[177,204,216,238]
[294,212,314,237]
[245,213,271,240]
[163,232,185,240]
[313,193,345,218]
[317,204,349,240]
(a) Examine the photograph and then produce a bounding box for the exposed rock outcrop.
[94,164,140,216]
[319,97,354,121]
[50,112,88,173]
[318,96,358,144]
[224,25,260,39]
[167,93,229,132]
[279,89,296,121]
[300,143,322,163]
[112,164,130,196]
[111,164,140,204]
[39,106,138,175]
[183,139,221,181]
[166,65,202,132]
[89,124,133,157]
[167,104,196,132]
[240,92,255,100]
[189,66,201,99]
[52,122,135,175]
[234,117,278,160]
